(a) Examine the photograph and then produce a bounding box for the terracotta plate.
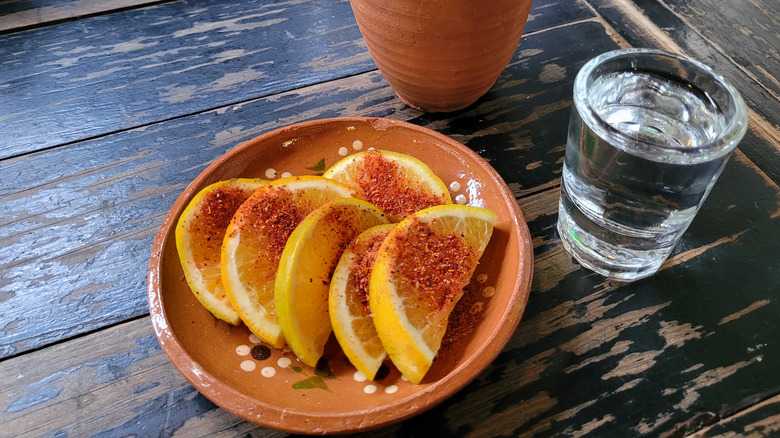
[147,117,533,434]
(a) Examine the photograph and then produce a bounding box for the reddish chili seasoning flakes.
[189,186,251,268]
[193,186,248,241]
[442,282,481,347]
[348,229,392,315]
[390,219,475,312]
[318,206,367,286]
[356,151,446,219]
[242,187,308,267]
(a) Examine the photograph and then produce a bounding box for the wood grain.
[0,19,620,359]
[659,0,780,99]
[689,394,780,437]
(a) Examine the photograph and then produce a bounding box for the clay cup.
[349,0,534,112]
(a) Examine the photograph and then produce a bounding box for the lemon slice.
[175,179,266,325]
[275,198,390,366]
[322,149,451,222]
[329,223,395,379]
[221,176,356,348]
[369,204,497,383]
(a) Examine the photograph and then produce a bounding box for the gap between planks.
[687,392,780,437]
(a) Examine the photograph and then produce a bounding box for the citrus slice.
[329,223,395,379]
[221,176,356,348]
[275,198,390,366]
[322,149,452,222]
[175,178,267,325]
[369,204,497,384]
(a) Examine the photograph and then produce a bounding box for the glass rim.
[573,48,749,158]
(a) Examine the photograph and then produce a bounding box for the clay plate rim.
[147,117,533,434]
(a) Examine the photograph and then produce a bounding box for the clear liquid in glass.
[558,71,731,280]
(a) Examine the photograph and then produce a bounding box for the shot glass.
[557,48,749,281]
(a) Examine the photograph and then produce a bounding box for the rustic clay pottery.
[349,0,534,112]
[148,117,533,434]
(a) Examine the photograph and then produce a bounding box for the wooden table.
[1,0,778,436]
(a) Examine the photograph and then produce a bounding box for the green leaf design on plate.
[306,158,326,172]
[292,376,329,390]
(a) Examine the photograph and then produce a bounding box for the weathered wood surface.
[660,0,780,100]
[1,0,780,435]
[0,0,590,161]
[0,0,374,159]
[0,14,605,360]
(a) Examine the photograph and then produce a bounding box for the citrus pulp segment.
[221,176,356,348]
[329,223,395,379]
[369,204,497,384]
[175,178,267,325]
[275,198,390,366]
[322,149,452,222]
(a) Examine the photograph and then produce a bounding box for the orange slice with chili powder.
[322,149,451,222]
[221,176,356,348]
[175,178,267,325]
[369,204,497,384]
[275,198,390,366]
[329,223,396,379]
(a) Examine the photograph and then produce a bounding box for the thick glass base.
[557,198,672,282]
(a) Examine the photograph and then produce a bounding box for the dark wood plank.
[524,0,594,34]
[584,0,780,186]
[659,0,780,99]
[0,18,620,359]
[0,0,374,160]
[0,0,591,160]
[0,0,164,33]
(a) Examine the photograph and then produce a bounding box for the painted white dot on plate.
[240,360,256,372]
[249,334,261,344]
[338,147,349,156]
[261,367,276,377]
[353,370,368,382]
[476,273,488,284]
[277,357,292,368]
[401,375,409,381]
[364,384,377,394]
[368,147,376,151]
[449,181,461,192]
[281,171,293,178]
[265,168,277,179]
[482,286,495,297]
[236,345,251,356]
[384,385,398,394]
[455,194,468,204]
[352,140,364,150]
